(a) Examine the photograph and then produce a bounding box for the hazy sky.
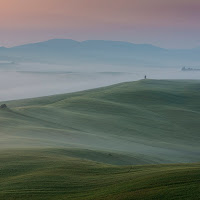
[0,0,200,48]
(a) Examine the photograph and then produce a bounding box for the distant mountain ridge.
[0,39,200,66]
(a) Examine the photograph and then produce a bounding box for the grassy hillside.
[1,79,200,199]
[1,79,200,164]
[0,150,200,200]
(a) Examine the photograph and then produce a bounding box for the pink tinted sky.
[0,0,200,48]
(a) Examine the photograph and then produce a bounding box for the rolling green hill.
[1,79,200,164]
[0,79,200,199]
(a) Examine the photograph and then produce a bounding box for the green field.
[0,79,200,199]
[1,150,200,200]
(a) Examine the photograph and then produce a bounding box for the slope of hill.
[1,79,200,200]
[1,79,200,165]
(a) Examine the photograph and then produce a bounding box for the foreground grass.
[0,149,200,200]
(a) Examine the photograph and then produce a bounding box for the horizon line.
[1,38,199,50]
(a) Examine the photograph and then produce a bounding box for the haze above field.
[0,62,199,101]
[0,39,200,101]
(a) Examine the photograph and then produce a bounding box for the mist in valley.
[0,61,199,101]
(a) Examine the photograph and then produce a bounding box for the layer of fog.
[0,62,199,101]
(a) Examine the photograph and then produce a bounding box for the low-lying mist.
[0,62,199,101]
